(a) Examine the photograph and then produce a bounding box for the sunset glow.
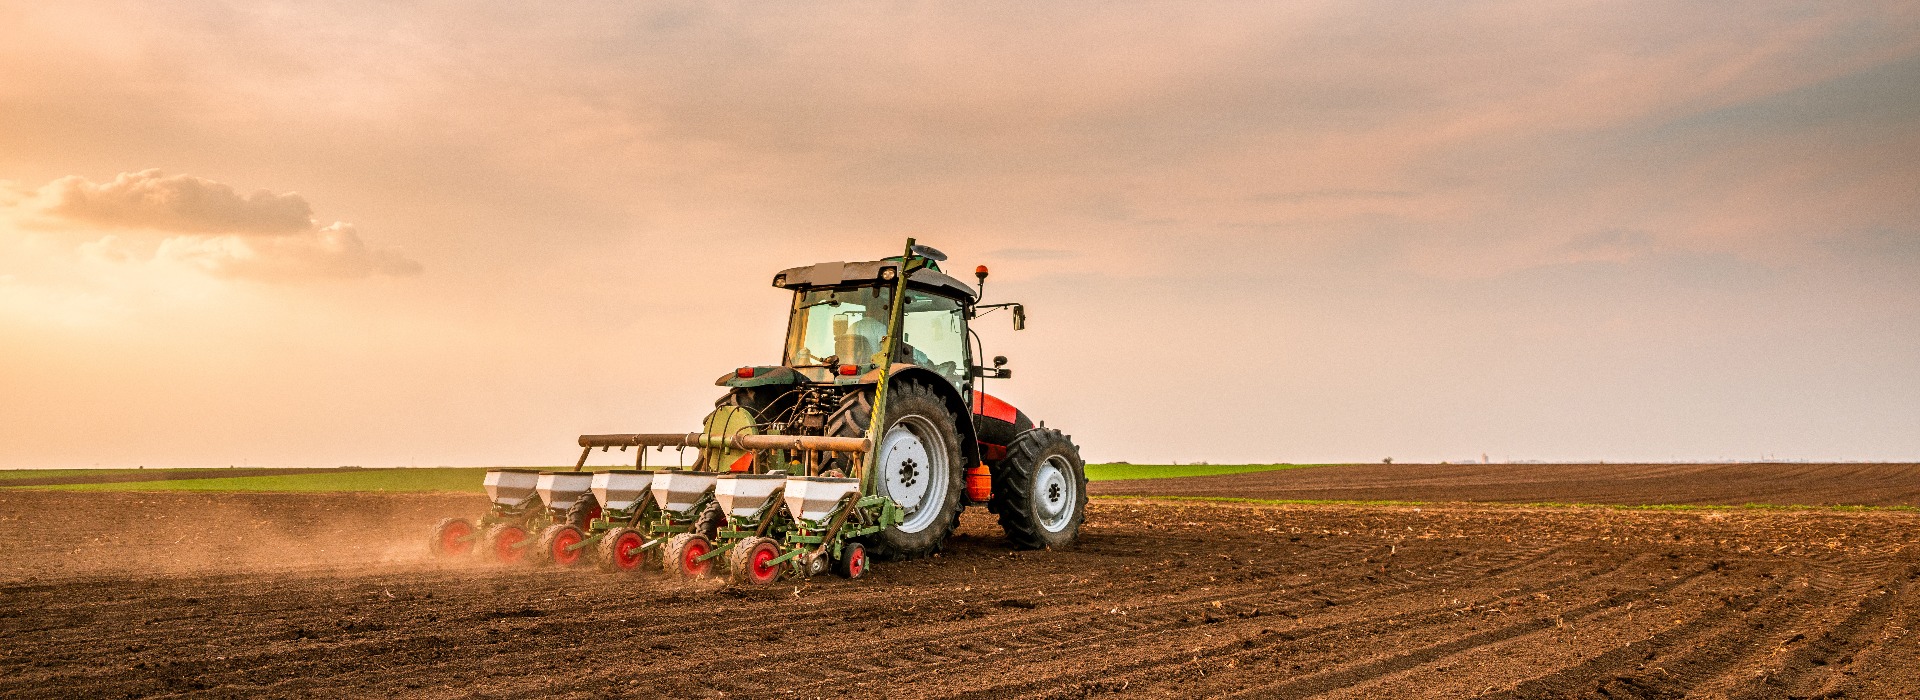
[2,2,1916,467]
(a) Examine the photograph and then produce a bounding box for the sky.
[2,1,1917,468]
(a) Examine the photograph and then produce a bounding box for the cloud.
[32,169,313,234]
[150,223,423,280]
[7,171,420,282]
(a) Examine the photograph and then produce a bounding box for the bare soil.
[1093,462,1920,507]
[2,489,1917,699]
[0,468,359,488]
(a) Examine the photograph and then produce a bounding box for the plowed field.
[1092,462,1920,507]
[2,489,1917,699]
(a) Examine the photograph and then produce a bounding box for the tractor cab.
[775,258,975,391]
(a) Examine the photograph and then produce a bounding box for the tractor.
[433,239,1087,581]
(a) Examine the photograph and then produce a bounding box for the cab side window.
[900,292,968,388]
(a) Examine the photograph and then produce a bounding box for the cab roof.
[773,259,978,304]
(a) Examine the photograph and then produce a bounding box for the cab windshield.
[785,286,968,386]
[786,287,891,369]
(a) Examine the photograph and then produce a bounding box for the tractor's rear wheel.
[992,428,1087,550]
[595,527,648,573]
[480,523,530,564]
[663,533,714,578]
[828,383,965,560]
[533,525,586,567]
[428,518,476,557]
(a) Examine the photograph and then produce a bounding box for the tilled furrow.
[941,551,1656,699]
[805,546,1579,699]
[652,544,1424,695]
[6,493,1918,700]
[1469,565,1809,698]
[1204,563,1727,700]
[1719,562,1917,699]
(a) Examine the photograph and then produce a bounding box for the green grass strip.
[1095,494,1920,513]
[0,469,116,481]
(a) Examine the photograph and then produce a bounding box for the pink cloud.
[35,169,313,235]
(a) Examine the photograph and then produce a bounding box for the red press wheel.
[537,525,587,568]
[729,537,784,586]
[833,541,869,580]
[483,524,529,565]
[429,518,476,557]
[665,533,714,578]
[596,528,647,574]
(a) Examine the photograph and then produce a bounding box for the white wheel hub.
[1036,455,1076,532]
[878,416,949,533]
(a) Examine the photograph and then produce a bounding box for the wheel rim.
[849,548,866,578]
[750,542,779,582]
[438,521,473,556]
[1035,455,1076,533]
[614,532,643,569]
[683,539,710,575]
[552,529,583,566]
[879,415,949,533]
[495,528,526,563]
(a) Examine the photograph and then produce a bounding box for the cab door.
[898,291,969,391]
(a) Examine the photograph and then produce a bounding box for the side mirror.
[972,356,1013,379]
[1012,304,1026,331]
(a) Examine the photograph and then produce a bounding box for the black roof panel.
[775,260,977,303]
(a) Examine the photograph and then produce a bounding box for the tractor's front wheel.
[992,428,1087,550]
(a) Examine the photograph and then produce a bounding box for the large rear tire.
[828,383,964,560]
[992,428,1087,550]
